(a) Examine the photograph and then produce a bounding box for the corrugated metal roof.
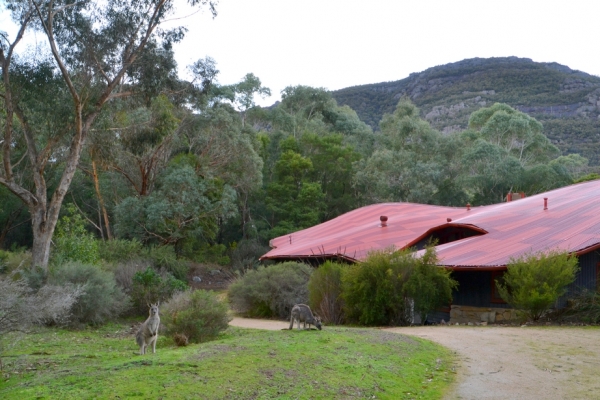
[261,180,600,269]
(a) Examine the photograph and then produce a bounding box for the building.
[261,180,600,323]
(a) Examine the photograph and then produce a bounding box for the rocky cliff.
[332,57,600,164]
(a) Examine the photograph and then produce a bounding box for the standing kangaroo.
[289,304,322,330]
[136,303,160,355]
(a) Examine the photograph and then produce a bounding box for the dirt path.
[230,318,600,400]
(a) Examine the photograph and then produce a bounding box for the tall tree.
[0,0,217,270]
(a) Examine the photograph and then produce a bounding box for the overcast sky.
[172,0,600,106]
[2,0,598,107]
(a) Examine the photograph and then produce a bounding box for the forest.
[1,0,597,274]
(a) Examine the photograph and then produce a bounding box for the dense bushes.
[130,267,186,314]
[308,261,345,325]
[0,278,80,334]
[314,247,457,326]
[342,249,415,326]
[49,262,130,325]
[496,251,578,321]
[161,289,231,343]
[228,261,312,318]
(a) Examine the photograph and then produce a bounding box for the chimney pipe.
[466,203,471,211]
[380,216,388,227]
[544,197,548,210]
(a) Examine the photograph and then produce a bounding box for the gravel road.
[229,318,600,400]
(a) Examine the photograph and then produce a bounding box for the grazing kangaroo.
[289,304,322,330]
[136,302,160,355]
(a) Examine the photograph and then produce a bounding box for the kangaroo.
[289,304,322,330]
[136,302,160,355]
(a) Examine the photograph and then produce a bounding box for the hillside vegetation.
[332,57,600,164]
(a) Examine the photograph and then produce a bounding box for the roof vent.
[447,218,452,223]
[380,216,388,227]
[466,203,471,211]
[544,197,548,210]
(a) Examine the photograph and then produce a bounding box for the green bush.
[131,267,187,314]
[53,205,100,265]
[562,289,600,324]
[161,289,231,343]
[404,246,457,323]
[49,262,130,325]
[496,251,579,321]
[144,245,189,281]
[342,249,413,326]
[308,261,345,325]
[98,239,144,263]
[228,262,312,319]
[342,246,456,326]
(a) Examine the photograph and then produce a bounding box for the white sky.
[172,0,600,106]
[2,0,599,107]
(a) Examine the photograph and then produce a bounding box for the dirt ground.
[229,318,600,400]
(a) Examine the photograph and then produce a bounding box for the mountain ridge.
[331,57,600,164]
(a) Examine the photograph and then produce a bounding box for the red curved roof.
[261,180,600,269]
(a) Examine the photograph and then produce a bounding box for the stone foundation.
[450,305,518,324]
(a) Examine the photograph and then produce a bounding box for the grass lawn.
[0,323,455,399]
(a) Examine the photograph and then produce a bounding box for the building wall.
[451,270,507,309]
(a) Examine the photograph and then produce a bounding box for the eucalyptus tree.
[0,0,217,270]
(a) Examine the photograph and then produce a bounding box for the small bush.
[161,289,231,343]
[228,262,313,319]
[308,261,345,325]
[404,246,457,324]
[131,267,187,314]
[98,239,144,263]
[144,245,189,281]
[0,278,81,334]
[562,289,600,323]
[53,205,100,265]
[496,250,579,321]
[342,249,413,326]
[110,260,148,296]
[229,239,270,272]
[49,262,130,325]
[0,250,32,275]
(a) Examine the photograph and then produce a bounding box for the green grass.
[0,323,455,399]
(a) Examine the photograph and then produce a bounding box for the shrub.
[131,267,187,314]
[143,245,189,281]
[308,261,345,325]
[0,250,32,275]
[49,262,130,325]
[404,246,458,324]
[229,239,270,272]
[98,239,144,263]
[0,278,81,334]
[228,262,313,319]
[561,289,600,324]
[342,249,413,326]
[53,205,100,265]
[161,289,231,343]
[496,251,579,321]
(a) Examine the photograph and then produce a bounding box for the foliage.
[53,205,100,265]
[342,249,414,326]
[561,289,600,324]
[98,239,145,263]
[307,261,346,325]
[227,262,312,318]
[161,289,231,343]
[130,267,186,314]
[404,246,458,323]
[229,239,270,272]
[49,262,130,325]
[342,247,457,326]
[0,278,81,334]
[0,324,455,399]
[496,251,579,321]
